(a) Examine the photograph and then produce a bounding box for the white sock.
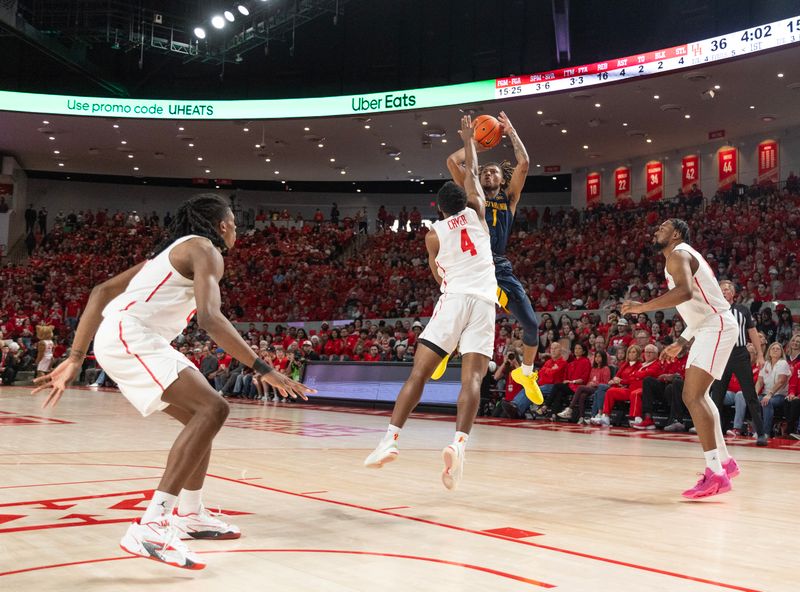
[142,490,177,523]
[178,488,203,515]
[521,363,534,376]
[385,424,401,442]
[453,431,469,450]
[704,392,730,462]
[703,449,724,475]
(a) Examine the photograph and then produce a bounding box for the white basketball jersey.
[431,207,497,304]
[103,235,200,340]
[664,242,729,331]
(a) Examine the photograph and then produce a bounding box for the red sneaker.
[681,468,732,499]
[632,416,656,430]
[722,457,740,479]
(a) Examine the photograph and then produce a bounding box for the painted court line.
[0,476,160,490]
[208,473,762,592]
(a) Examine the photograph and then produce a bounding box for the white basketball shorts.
[686,311,737,380]
[418,292,495,358]
[94,314,196,416]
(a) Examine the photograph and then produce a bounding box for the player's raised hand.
[257,370,316,401]
[460,114,474,140]
[497,111,514,134]
[31,358,82,408]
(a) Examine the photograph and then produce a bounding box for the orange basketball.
[472,114,502,149]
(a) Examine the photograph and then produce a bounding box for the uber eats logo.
[351,93,417,112]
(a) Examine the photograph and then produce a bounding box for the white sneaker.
[589,414,603,425]
[577,417,585,425]
[364,437,399,468]
[172,506,241,540]
[557,408,573,419]
[89,382,100,387]
[441,444,464,490]
[120,518,205,570]
[597,415,610,427]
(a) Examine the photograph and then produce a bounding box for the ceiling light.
[749,105,755,109]
[356,189,361,193]
[48,136,55,140]
[622,122,628,126]
[646,138,653,143]
[330,158,336,162]
[318,143,324,148]
[713,85,720,90]
[53,150,60,154]
[442,139,448,143]
[133,167,139,171]
[561,129,567,134]
[364,124,370,129]
[178,127,184,131]
[243,127,249,132]
[536,164,541,168]
[304,127,310,131]
[274,170,280,174]
[113,124,119,128]
[394,156,400,160]
[407,170,412,173]
[120,140,127,144]
[340,170,346,174]
[552,176,557,180]
[653,94,660,99]
[58,163,64,167]
[582,145,589,149]
[127,154,134,158]
[422,121,428,125]
[197,157,203,161]
[237,5,249,16]
[380,142,386,146]
[194,27,206,39]
[778,73,784,78]
[684,114,691,119]
[224,11,235,22]
[536,110,543,115]
[594,103,601,108]
[188,143,194,147]
[211,15,225,29]
[265,158,271,162]
[42,119,50,124]
[254,143,260,148]
[205,169,211,173]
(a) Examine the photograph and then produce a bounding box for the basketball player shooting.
[622,219,738,499]
[364,115,498,490]
[32,194,315,569]
[445,111,543,405]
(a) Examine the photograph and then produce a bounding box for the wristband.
[253,358,273,375]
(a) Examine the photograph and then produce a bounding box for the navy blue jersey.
[484,189,514,256]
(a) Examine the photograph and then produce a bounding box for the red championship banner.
[614,166,630,200]
[757,140,779,184]
[586,172,601,207]
[717,146,737,190]
[645,161,663,201]
[681,154,699,192]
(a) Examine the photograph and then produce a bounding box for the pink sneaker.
[681,468,732,499]
[723,457,740,479]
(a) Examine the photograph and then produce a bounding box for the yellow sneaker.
[431,354,450,380]
[511,367,543,405]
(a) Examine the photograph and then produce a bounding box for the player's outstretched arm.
[32,260,147,407]
[498,111,529,214]
[460,115,486,222]
[191,240,315,399]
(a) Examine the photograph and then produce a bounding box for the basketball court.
[0,385,791,591]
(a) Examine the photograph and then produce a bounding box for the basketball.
[472,114,503,149]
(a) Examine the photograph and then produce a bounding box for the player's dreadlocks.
[150,193,231,257]
[480,160,514,189]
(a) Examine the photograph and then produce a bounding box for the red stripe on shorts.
[709,315,723,373]
[145,272,173,302]
[118,320,166,391]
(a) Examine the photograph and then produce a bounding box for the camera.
[507,352,516,360]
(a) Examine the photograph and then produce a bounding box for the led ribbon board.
[0,14,797,120]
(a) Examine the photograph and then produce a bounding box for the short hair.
[668,218,690,242]
[437,181,468,217]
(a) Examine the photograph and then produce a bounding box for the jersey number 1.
[460,229,477,256]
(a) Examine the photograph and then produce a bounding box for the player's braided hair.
[150,193,231,257]
[480,161,514,189]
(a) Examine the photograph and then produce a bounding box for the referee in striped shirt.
[710,280,768,446]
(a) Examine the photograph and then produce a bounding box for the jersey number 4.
[460,229,477,256]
